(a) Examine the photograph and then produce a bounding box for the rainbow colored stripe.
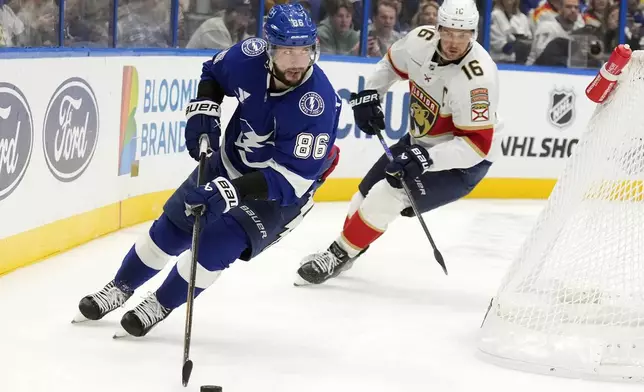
[118,66,139,175]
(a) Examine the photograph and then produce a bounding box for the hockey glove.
[349,90,385,135]
[385,145,433,188]
[185,177,240,224]
[184,99,221,161]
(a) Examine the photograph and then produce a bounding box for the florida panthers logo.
[409,82,439,137]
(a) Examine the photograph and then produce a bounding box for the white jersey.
[366,26,502,171]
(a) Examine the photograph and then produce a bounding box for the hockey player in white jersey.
[295,0,502,285]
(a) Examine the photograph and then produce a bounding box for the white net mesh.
[478,51,644,382]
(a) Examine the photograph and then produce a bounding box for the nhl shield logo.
[548,88,575,129]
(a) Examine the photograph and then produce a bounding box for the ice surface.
[1,200,640,392]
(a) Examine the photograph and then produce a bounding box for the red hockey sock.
[343,214,352,231]
[338,210,384,257]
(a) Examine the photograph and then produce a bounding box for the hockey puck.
[200,386,222,392]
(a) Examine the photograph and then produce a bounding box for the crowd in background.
[0,0,643,69]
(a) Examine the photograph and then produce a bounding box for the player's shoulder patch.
[299,91,325,117]
[470,87,491,122]
[241,38,267,57]
[212,48,228,64]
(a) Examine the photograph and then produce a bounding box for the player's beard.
[272,66,309,87]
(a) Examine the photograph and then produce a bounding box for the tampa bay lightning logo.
[241,38,267,57]
[299,92,325,117]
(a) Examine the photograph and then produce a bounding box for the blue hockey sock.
[155,215,249,309]
[114,214,191,290]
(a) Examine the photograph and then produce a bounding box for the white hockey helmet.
[437,0,480,39]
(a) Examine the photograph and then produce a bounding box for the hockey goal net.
[478,51,644,382]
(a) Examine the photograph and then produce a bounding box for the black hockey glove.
[385,145,433,189]
[349,90,385,135]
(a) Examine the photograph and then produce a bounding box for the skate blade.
[112,328,130,339]
[71,312,90,324]
[293,273,313,287]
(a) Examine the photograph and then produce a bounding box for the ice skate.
[114,293,172,338]
[72,280,133,323]
[295,242,366,286]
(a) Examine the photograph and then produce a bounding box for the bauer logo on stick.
[43,77,99,182]
[547,87,576,129]
[0,83,33,201]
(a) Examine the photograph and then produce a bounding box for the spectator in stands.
[186,0,251,49]
[528,0,561,32]
[521,0,542,14]
[349,0,365,31]
[0,0,25,46]
[64,0,110,47]
[117,0,173,47]
[368,0,406,33]
[603,4,620,52]
[625,0,644,50]
[410,0,439,29]
[526,0,581,64]
[387,0,409,32]
[582,0,608,28]
[16,0,58,46]
[490,0,532,63]
[628,0,644,24]
[367,1,402,57]
[317,0,360,55]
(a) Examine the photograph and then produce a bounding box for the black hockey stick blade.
[434,248,447,275]
[182,359,193,387]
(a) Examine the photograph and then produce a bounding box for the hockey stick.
[373,129,448,275]
[182,134,211,387]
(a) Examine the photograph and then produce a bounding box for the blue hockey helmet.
[264,3,318,47]
[263,4,319,86]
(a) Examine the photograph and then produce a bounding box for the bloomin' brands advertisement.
[0,54,601,269]
[116,61,203,198]
[118,65,199,177]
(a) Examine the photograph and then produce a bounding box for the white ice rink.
[1,200,641,392]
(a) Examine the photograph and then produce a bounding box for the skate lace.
[312,251,341,274]
[133,293,167,329]
[93,282,128,313]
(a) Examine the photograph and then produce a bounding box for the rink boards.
[0,54,598,274]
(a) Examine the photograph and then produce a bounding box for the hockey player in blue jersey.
[72,3,341,337]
